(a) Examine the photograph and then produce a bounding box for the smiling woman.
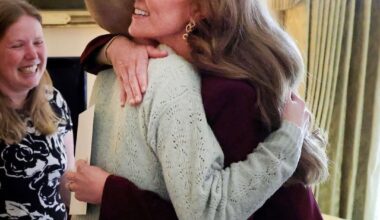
[0,0,75,219]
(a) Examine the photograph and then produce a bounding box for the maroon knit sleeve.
[100,175,178,220]
[80,34,116,74]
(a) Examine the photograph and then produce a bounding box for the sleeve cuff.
[262,120,303,156]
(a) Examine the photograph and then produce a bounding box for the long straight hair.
[0,0,58,144]
[189,0,328,185]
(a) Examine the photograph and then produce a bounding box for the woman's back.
[201,75,322,220]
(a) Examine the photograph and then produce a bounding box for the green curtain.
[305,0,380,219]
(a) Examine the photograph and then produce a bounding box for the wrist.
[97,173,111,204]
[104,35,122,65]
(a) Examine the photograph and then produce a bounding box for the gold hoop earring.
[183,19,196,40]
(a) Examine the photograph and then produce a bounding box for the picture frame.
[26,0,94,26]
[27,0,86,10]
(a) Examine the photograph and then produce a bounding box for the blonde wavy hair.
[0,0,58,144]
[189,0,328,185]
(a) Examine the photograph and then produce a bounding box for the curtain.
[358,1,380,219]
[270,0,380,219]
[304,0,380,219]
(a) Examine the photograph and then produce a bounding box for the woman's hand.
[66,160,110,204]
[105,36,168,106]
[282,92,311,132]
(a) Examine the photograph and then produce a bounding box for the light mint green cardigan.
[72,46,302,220]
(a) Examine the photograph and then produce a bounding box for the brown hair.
[189,0,328,185]
[0,0,58,144]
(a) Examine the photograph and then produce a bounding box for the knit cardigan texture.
[72,46,302,220]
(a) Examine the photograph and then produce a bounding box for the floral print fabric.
[0,88,72,220]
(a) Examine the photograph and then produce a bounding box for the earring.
[183,19,196,40]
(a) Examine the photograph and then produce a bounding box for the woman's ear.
[190,2,207,22]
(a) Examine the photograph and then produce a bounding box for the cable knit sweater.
[72,46,303,220]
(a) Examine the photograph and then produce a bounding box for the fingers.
[65,181,84,202]
[110,43,162,107]
[303,109,312,131]
[76,159,89,173]
[127,63,142,105]
[119,86,127,108]
[116,73,127,107]
[109,42,162,106]
[65,160,87,193]
[123,65,135,105]
[290,92,303,104]
[136,55,149,93]
[282,91,309,129]
[115,61,142,106]
[146,45,168,58]
[66,171,75,181]
[66,181,74,192]
[117,65,133,106]
[115,62,130,107]
[290,92,296,101]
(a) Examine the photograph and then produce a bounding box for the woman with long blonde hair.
[0,0,75,219]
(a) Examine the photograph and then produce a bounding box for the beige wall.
[44,25,105,57]
[43,25,106,57]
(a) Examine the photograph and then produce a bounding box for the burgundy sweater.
[80,35,322,220]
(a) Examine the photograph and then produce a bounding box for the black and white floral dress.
[0,88,72,220]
